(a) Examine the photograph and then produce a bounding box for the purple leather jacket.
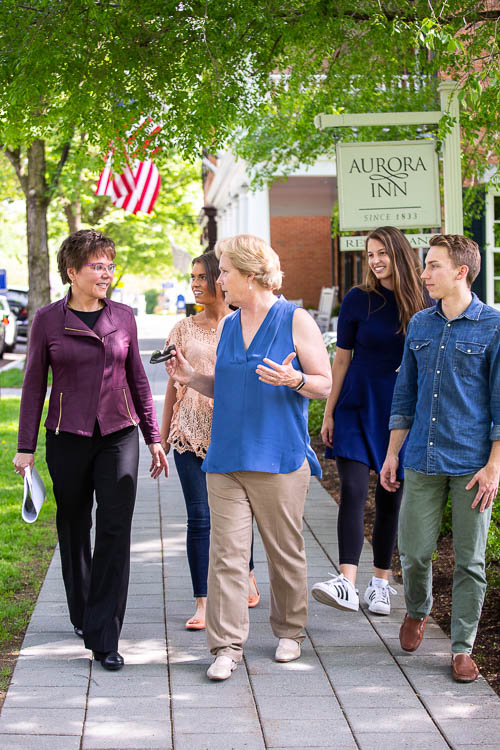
[18,293,161,452]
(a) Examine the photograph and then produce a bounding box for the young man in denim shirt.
[381,234,500,683]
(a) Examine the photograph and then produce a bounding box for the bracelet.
[293,372,306,391]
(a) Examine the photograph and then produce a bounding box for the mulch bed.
[311,436,500,696]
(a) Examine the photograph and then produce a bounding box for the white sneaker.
[363,578,397,615]
[275,638,301,662]
[311,573,359,612]
[207,655,238,681]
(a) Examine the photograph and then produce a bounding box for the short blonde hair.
[215,234,283,291]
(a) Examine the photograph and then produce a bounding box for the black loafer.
[93,650,124,671]
[74,627,84,638]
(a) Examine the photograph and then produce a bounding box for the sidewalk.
[0,339,499,749]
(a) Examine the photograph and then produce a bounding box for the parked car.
[6,287,28,340]
[0,295,18,352]
[0,315,5,357]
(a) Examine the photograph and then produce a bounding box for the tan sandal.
[248,575,260,608]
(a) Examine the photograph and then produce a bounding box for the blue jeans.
[174,449,254,598]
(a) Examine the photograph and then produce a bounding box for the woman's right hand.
[13,452,34,479]
[165,347,194,386]
[161,439,171,455]
[321,415,334,448]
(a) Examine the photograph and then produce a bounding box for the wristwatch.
[293,372,306,391]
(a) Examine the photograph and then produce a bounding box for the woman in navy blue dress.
[312,227,429,615]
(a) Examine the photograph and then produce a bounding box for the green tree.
[0,1,498,315]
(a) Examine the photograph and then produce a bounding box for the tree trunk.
[64,200,81,233]
[26,139,51,321]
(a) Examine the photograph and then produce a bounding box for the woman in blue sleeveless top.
[166,234,331,681]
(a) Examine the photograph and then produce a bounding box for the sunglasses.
[150,344,176,364]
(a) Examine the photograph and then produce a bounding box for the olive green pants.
[398,469,492,654]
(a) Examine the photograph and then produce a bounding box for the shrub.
[308,399,325,437]
[145,289,160,315]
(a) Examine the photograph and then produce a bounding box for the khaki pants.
[206,460,311,661]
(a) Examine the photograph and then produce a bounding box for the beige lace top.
[166,316,217,458]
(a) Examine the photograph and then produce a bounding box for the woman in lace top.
[160,252,259,630]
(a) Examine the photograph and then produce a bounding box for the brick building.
[199,151,346,309]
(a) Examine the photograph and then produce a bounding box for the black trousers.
[46,424,139,652]
[336,457,404,570]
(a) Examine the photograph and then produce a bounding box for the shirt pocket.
[453,341,487,378]
[409,339,432,370]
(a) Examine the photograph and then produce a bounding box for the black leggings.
[336,457,403,570]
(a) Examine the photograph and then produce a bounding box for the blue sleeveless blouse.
[202,296,321,476]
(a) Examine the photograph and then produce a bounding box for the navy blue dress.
[325,285,406,479]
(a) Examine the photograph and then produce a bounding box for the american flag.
[95,119,161,214]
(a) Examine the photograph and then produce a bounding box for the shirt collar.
[433,292,483,322]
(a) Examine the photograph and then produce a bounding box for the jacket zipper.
[64,326,88,333]
[122,388,137,426]
[55,392,63,435]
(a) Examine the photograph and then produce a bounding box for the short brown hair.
[429,234,480,287]
[57,229,116,285]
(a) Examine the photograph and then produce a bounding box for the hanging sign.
[340,233,435,251]
[337,140,441,231]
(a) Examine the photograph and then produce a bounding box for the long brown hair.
[361,226,427,334]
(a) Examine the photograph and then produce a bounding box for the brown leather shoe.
[452,653,479,683]
[399,613,428,652]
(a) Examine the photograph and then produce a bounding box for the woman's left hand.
[148,443,169,479]
[256,353,302,389]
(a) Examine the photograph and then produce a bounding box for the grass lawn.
[0,397,57,701]
[0,369,25,388]
[0,368,52,388]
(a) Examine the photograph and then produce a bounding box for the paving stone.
[83,718,172,749]
[172,684,254,709]
[88,663,169,697]
[86,694,170,721]
[174,706,259,734]
[3,685,87,710]
[315,645,395,668]
[0,707,85,735]
[323,664,410,687]
[173,733,265,750]
[356,733,449,749]
[255,695,343,720]
[250,672,333,697]
[262,719,355,747]
[123,606,165,624]
[245,652,323,675]
[10,664,90,687]
[334,684,423,709]
[438,718,500,746]
[169,663,248,687]
[420,693,500,720]
[345,707,435,733]
[0,735,81,750]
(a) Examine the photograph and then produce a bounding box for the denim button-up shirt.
[389,293,500,475]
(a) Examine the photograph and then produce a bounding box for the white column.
[240,185,250,233]
[439,81,463,234]
[247,186,270,244]
[233,194,240,235]
[217,208,226,240]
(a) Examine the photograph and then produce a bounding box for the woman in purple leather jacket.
[13,229,168,671]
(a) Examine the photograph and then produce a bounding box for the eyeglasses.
[85,263,116,273]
